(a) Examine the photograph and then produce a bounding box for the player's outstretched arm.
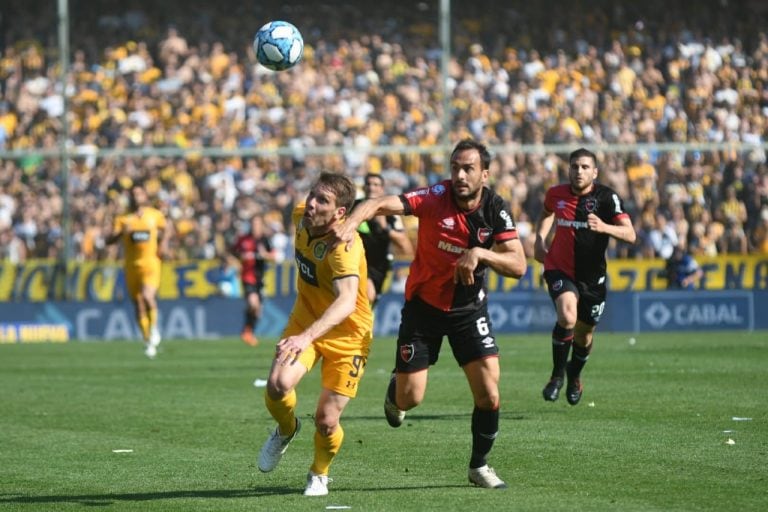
[332,195,405,247]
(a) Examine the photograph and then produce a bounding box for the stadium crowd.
[1,0,768,266]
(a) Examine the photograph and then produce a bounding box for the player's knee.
[558,313,577,329]
[265,376,292,398]
[475,392,500,411]
[397,390,423,410]
[314,418,339,436]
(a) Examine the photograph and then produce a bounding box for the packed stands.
[1,0,767,263]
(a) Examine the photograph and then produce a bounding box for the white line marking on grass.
[112,449,134,453]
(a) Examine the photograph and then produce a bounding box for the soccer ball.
[253,20,304,71]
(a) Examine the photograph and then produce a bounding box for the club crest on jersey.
[313,241,328,260]
[584,198,598,213]
[400,344,415,363]
[553,279,564,292]
[430,183,446,196]
[477,227,492,243]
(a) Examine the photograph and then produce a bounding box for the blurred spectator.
[648,212,679,259]
[0,227,27,263]
[719,219,749,254]
[752,209,768,254]
[663,245,703,290]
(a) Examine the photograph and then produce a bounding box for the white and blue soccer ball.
[253,20,304,71]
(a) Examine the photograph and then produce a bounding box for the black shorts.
[395,297,499,372]
[242,282,264,298]
[368,267,387,295]
[543,269,607,326]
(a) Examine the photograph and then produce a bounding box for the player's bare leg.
[384,369,427,427]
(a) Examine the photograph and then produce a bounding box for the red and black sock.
[567,343,592,379]
[551,323,574,379]
[470,406,499,469]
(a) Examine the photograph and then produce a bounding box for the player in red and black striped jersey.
[231,216,277,346]
[534,148,636,406]
[334,139,527,489]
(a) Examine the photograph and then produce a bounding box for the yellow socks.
[310,424,343,475]
[138,315,150,341]
[264,389,298,437]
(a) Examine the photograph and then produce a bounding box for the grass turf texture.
[1,332,766,511]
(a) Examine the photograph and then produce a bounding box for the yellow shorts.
[287,326,372,398]
[124,259,161,298]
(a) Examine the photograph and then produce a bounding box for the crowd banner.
[2,255,768,303]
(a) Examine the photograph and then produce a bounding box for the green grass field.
[1,331,766,511]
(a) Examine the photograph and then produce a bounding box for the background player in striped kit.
[534,148,636,405]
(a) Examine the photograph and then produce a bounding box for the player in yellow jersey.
[257,172,373,497]
[106,183,171,359]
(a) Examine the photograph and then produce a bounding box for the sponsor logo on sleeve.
[430,183,446,196]
[499,210,514,229]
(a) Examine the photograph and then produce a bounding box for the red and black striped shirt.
[543,183,630,284]
[400,180,519,311]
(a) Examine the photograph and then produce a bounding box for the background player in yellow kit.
[106,183,171,358]
[256,172,373,497]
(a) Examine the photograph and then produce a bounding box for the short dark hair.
[451,139,492,170]
[364,173,384,185]
[314,172,357,215]
[569,147,597,166]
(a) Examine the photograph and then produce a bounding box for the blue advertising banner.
[1,291,766,342]
[632,291,754,332]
